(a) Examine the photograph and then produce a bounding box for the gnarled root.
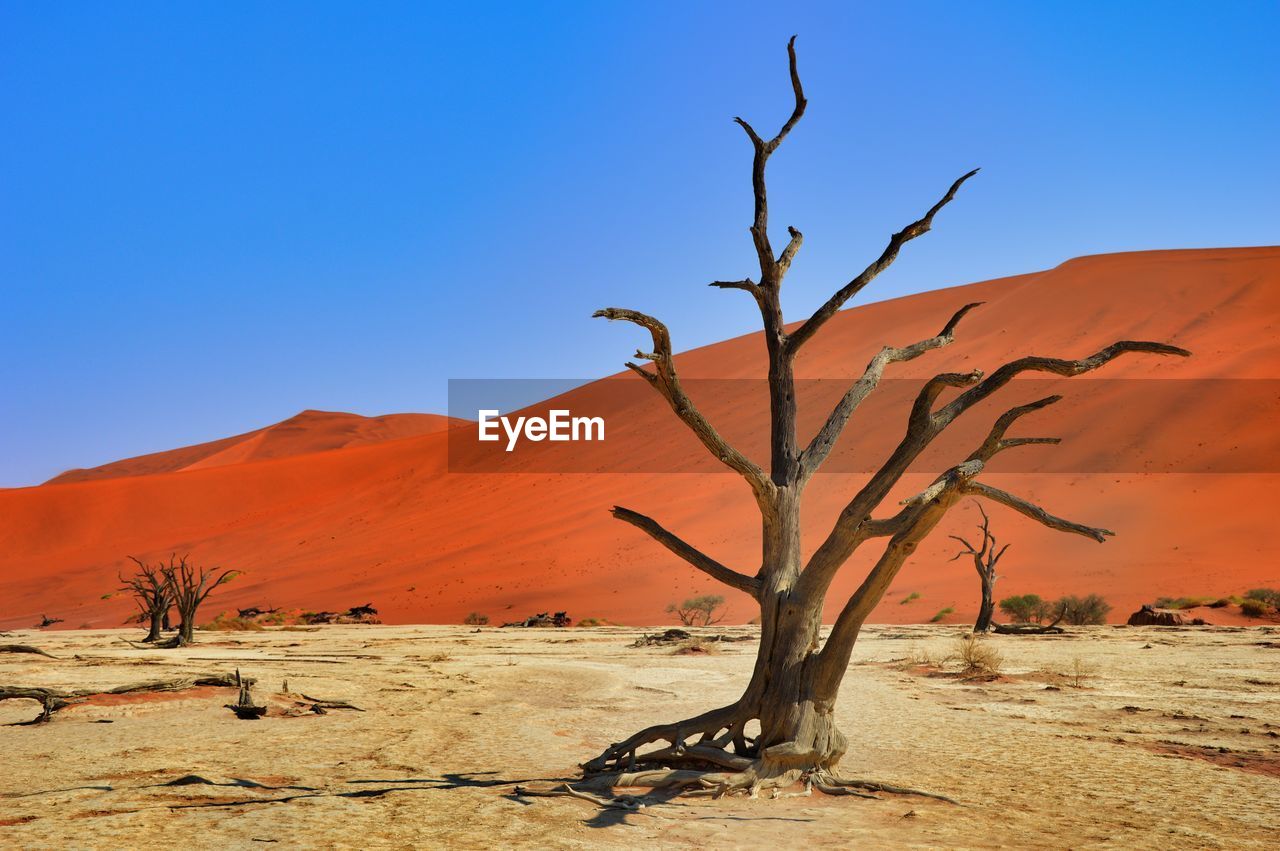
[519,706,959,809]
[809,770,960,804]
[581,702,755,774]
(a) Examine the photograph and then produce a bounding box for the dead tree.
[120,556,174,643]
[565,37,1189,803]
[949,502,1007,633]
[160,555,237,646]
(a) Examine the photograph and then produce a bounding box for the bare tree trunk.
[535,37,1189,806]
[144,611,164,643]
[157,555,237,648]
[974,574,996,633]
[952,501,1007,634]
[176,613,195,646]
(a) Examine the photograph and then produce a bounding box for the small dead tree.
[950,502,1007,633]
[160,555,238,646]
[557,37,1189,804]
[120,556,173,643]
[666,595,727,627]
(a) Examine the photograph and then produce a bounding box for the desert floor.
[2,624,1277,849]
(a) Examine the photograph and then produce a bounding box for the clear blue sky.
[2,1,1276,487]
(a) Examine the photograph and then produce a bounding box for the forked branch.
[799,301,982,478]
[787,169,979,352]
[805,338,1188,585]
[733,36,807,284]
[937,341,1192,424]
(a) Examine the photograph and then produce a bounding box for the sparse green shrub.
[464,612,490,626]
[1241,599,1269,618]
[1208,598,1231,609]
[999,594,1051,623]
[667,595,726,627]
[900,592,920,605]
[1154,596,1214,610]
[1054,594,1111,625]
[929,607,953,623]
[1244,588,1280,608]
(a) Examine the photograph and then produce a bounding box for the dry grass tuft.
[200,614,266,632]
[951,634,1002,677]
[905,644,942,668]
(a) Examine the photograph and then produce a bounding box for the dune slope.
[1,247,1277,629]
[45,410,463,484]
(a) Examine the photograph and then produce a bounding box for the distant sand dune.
[2,247,1277,629]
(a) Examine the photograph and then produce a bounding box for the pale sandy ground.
[2,624,1277,850]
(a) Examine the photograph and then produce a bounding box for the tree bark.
[144,611,164,643]
[974,574,996,633]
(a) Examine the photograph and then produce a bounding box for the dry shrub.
[424,652,452,662]
[905,644,941,668]
[1067,657,1096,688]
[951,634,1002,677]
[463,612,490,626]
[576,617,612,627]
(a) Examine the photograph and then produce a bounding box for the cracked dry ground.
[1,624,1277,849]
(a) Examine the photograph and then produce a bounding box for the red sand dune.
[1,247,1277,630]
[46,410,464,484]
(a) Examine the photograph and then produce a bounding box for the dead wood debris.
[0,645,59,659]
[631,629,755,647]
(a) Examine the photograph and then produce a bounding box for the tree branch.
[594,308,772,498]
[787,169,979,353]
[807,338,1187,579]
[961,481,1114,543]
[812,461,981,691]
[798,302,982,478]
[611,506,761,597]
[776,227,803,278]
[937,341,1192,425]
[733,36,808,286]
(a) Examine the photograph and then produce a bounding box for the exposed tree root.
[810,772,959,804]
[519,704,960,809]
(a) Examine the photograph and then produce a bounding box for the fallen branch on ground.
[0,672,254,723]
[0,645,59,659]
[632,629,755,647]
